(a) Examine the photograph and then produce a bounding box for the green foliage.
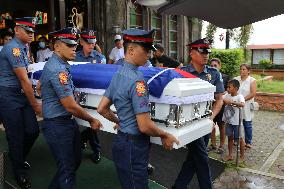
[205,23,217,43]
[256,80,284,94]
[259,59,272,75]
[209,48,244,77]
[234,24,254,48]
[259,59,272,69]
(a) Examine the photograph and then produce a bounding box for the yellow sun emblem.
[136,81,146,96]
[12,48,21,57]
[59,72,68,85]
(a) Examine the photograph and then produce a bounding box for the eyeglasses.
[194,48,211,54]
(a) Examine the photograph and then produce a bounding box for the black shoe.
[81,142,87,150]
[24,161,31,170]
[147,163,155,175]
[91,152,101,164]
[16,176,31,189]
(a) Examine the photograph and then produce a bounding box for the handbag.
[250,101,259,111]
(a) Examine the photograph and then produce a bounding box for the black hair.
[114,39,121,43]
[153,44,164,53]
[240,63,251,71]
[38,36,48,42]
[210,58,221,65]
[228,79,240,89]
[1,29,13,39]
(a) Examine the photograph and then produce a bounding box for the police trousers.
[173,137,212,189]
[41,117,82,189]
[0,87,39,178]
[112,131,150,189]
[80,127,101,154]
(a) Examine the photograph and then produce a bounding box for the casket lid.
[163,78,216,97]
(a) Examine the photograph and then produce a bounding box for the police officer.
[0,17,40,189]
[39,27,102,188]
[97,29,179,189]
[172,38,224,189]
[74,29,104,163]
[75,29,106,64]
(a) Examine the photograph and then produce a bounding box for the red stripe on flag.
[174,68,197,78]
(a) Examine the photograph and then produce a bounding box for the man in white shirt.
[108,34,124,64]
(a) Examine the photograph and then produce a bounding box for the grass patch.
[257,80,284,94]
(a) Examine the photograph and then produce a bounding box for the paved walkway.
[211,110,284,189]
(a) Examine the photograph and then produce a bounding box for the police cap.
[49,27,79,45]
[122,29,156,51]
[80,29,97,44]
[15,17,37,33]
[187,38,212,54]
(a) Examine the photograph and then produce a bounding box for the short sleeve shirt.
[0,37,30,88]
[222,93,245,125]
[75,50,106,64]
[104,61,150,135]
[181,64,225,94]
[109,47,124,63]
[40,53,75,118]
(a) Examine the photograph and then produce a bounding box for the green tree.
[234,24,253,61]
[205,23,217,43]
[259,59,272,76]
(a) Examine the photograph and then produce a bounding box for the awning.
[155,0,284,29]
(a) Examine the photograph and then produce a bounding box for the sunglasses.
[64,43,77,48]
[194,48,211,54]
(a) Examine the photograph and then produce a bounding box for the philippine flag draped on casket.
[32,63,197,98]
[29,62,216,148]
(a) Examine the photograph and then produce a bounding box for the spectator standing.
[108,34,124,64]
[222,79,245,162]
[36,36,53,62]
[0,29,13,51]
[234,64,257,149]
[208,58,230,153]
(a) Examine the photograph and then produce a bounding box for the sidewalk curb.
[260,139,284,172]
[240,168,284,180]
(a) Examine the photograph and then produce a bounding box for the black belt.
[117,130,149,141]
[44,115,73,121]
[0,86,24,94]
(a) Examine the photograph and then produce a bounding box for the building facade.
[0,0,202,63]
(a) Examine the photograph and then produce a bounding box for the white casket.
[75,78,215,149]
[29,62,215,149]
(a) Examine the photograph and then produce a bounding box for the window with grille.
[151,11,162,43]
[130,5,143,29]
[169,15,177,59]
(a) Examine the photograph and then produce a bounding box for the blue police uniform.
[173,39,224,189]
[103,29,155,189]
[75,50,106,64]
[40,28,81,189]
[0,34,39,185]
[74,44,102,161]
[104,60,151,189]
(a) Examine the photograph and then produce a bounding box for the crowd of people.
[0,15,258,189]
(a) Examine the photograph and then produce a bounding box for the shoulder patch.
[58,72,68,85]
[206,73,212,81]
[136,81,146,96]
[12,48,21,57]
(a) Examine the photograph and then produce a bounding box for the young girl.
[222,79,246,162]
